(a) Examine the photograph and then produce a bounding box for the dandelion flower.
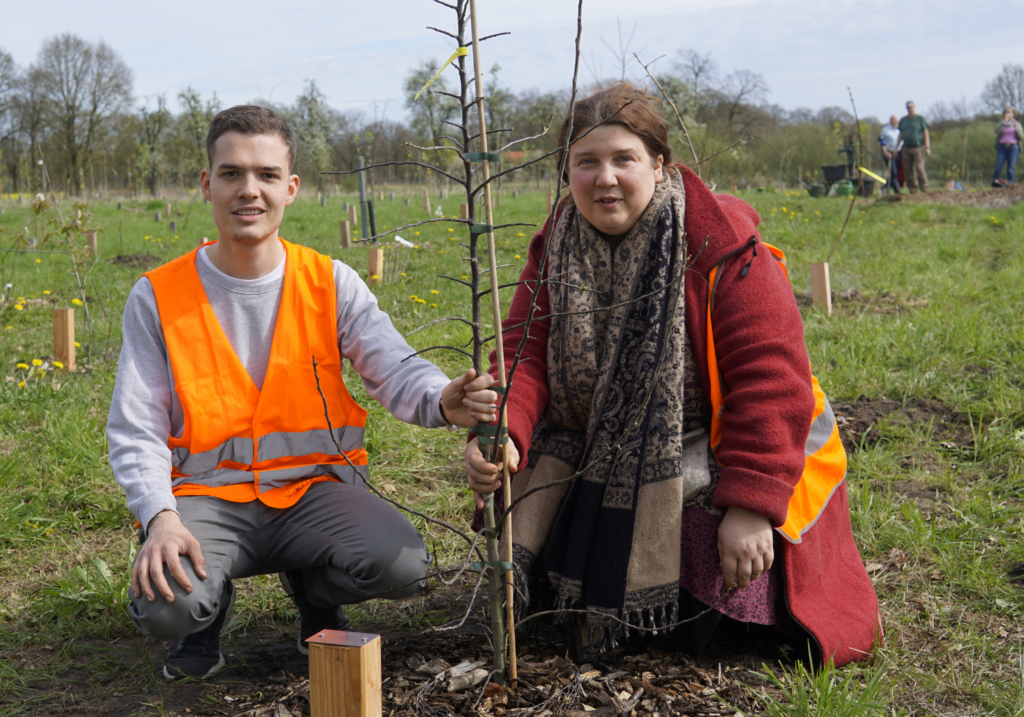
[13,305,22,311]
[31,359,42,367]
[416,298,426,304]
[448,228,454,232]
[35,259,41,263]
[17,381,24,388]
[53,361,64,369]
[4,326,11,331]
[16,363,28,370]
[431,290,439,295]
[370,274,379,280]
[414,231,420,236]
[514,255,521,259]
[518,233,525,237]
[400,272,407,277]
[461,275,468,280]
[43,290,50,295]
[431,303,437,308]
[16,297,24,303]
[74,342,80,348]
[72,298,83,306]
[410,295,419,300]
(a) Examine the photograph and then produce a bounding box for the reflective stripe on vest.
[706,243,847,545]
[146,239,369,500]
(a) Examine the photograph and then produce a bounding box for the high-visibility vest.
[706,242,847,544]
[145,238,369,509]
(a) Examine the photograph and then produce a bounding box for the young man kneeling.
[107,105,496,680]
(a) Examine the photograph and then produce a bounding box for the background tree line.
[1,34,1021,197]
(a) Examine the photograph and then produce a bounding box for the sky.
[4,0,1022,125]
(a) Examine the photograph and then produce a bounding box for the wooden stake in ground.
[339,220,352,249]
[197,236,208,248]
[470,0,518,686]
[52,309,75,371]
[423,193,431,215]
[348,205,357,227]
[307,630,382,717]
[367,248,384,284]
[810,262,832,315]
[460,203,469,220]
[165,202,171,216]
[84,231,98,257]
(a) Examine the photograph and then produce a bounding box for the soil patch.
[108,254,161,269]
[795,289,928,315]
[878,184,1024,209]
[832,396,972,452]
[11,581,772,717]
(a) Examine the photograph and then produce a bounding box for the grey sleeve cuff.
[427,383,451,429]
[134,491,178,534]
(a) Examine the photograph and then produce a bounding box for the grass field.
[0,184,1022,716]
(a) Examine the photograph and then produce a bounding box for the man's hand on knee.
[132,510,207,603]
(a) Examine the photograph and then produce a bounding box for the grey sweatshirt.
[107,247,450,530]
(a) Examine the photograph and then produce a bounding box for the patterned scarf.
[511,167,712,651]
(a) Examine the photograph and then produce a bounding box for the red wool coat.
[491,166,880,666]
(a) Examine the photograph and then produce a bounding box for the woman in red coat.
[466,84,879,666]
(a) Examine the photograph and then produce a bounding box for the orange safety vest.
[706,242,847,544]
[145,238,369,509]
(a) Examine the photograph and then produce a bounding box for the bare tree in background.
[0,48,17,144]
[981,62,1024,114]
[31,34,132,195]
[674,49,718,99]
[177,86,220,185]
[135,94,170,196]
[293,79,333,191]
[601,17,645,82]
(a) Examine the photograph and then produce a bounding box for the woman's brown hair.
[556,83,673,182]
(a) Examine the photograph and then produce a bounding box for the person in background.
[992,107,1023,186]
[879,115,902,194]
[897,101,930,193]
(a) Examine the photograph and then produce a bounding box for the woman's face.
[566,124,663,237]
[1006,108,1015,122]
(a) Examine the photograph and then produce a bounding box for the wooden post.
[197,236,208,248]
[348,205,357,226]
[423,194,431,214]
[75,209,82,221]
[307,630,382,717]
[404,197,410,207]
[378,191,384,202]
[367,248,384,284]
[809,262,832,316]
[321,195,327,207]
[169,221,177,232]
[84,231,98,256]
[317,191,322,204]
[53,309,75,371]
[342,201,349,211]
[155,212,161,222]
[165,202,172,216]
[339,220,351,249]
[389,192,395,202]
[460,203,469,220]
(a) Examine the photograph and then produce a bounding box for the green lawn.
[1,185,1022,715]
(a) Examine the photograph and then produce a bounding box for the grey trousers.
[128,481,430,641]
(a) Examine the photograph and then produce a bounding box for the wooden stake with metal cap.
[469,0,518,687]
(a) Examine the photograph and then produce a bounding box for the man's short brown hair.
[206,105,297,173]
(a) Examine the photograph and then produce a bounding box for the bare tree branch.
[634,52,701,175]
[405,315,479,338]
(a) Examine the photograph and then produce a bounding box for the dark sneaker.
[162,581,235,681]
[279,570,352,655]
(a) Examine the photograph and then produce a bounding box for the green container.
[834,179,855,198]
[807,181,828,198]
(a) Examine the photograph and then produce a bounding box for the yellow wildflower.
[400,272,407,277]
[16,297,24,302]
[414,231,420,236]
[431,290,439,295]
[518,233,525,237]
[448,228,454,232]
[370,274,379,280]
[35,259,41,263]
[430,303,437,308]
[514,255,521,259]
[72,298,83,306]
[31,359,42,367]
[13,305,22,311]
[74,342,80,348]
[4,326,11,331]
[16,363,28,370]
[416,298,426,304]
[53,361,64,369]
[461,275,468,280]
[43,290,50,295]
[17,381,24,388]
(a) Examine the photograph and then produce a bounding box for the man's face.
[890,115,898,127]
[906,104,916,117]
[200,132,298,247]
